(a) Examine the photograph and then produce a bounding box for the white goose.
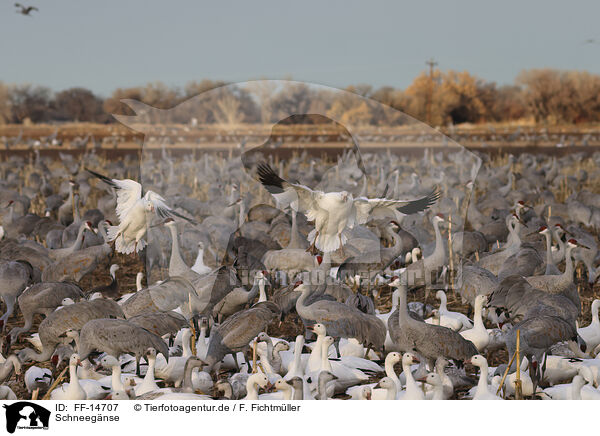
[51,354,86,400]
[426,290,472,331]
[459,295,490,352]
[578,299,600,352]
[257,163,439,253]
[243,373,270,400]
[86,168,195,254]
[134,348,160,396]
[467,355,503,400]
[191,241,212,275]
[398,352,425,400]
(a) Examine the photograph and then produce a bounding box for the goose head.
[375,376,396,390]
[274,379,292,393]
[308,323,326,336]
[419,372,443,387]
[98,355,120,370]
[69,353,82,368]
[465,354,486,368]
[402,352,419,365]
[386,352,402,365]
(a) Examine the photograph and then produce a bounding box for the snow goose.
[257,163,439,253]
[467,355,503,400]
[134,348,160,396]
[419,373,445,400]
[398,352,425,400]
[51,354,86,400]
[427,290,472,331]
[86,168,196,254]
[24,366,52,393]
[542,374,587,400]
[374,376,397,400]
[578,299,600,352]
[459,295,490,352]
[243,373,270,400]
[191,242,212,275]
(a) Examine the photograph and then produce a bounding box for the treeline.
[1,68,600,126]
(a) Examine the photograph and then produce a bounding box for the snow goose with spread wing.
[86,168,195,254]
[257,163,439,253]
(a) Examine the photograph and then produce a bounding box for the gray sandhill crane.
[42,222,112,282]
[8,281,84,342]
[401,214,447,292]
[18,299,124,362]
[505,315,580,392]
[0,259,35,330]
[90,264,120,299]
[476,214,524,275]
[77,318,169,364]
[488,275,579,325]
[294,282,386,357]
[524,239,585,302]
[128,311,188,339]
[204,301,280,371]
[456,264,498,306]
[212,271,267,322]
[497,243,544,281]
[389,277,477,368]
[47,221,93,261]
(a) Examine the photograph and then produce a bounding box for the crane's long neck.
[168,225,187,272]
[544,232,554,267]
[397,284,409,324]
[562,246,575,280]
[288,210,300,249]
[72,223,87,251]
[553,231,565,260]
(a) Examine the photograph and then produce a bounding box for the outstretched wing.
[146,191,197,225]
[86,168,142,221]
[353,187,441,224]
[256,163,321,213]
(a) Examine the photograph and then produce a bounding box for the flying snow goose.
[86,168,195,254]
[257,163,439,253]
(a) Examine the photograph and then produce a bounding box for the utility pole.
[425,58,438,124]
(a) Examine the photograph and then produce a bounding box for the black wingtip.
[256,163,285,194]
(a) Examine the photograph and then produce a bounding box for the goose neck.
[320,342,332,372]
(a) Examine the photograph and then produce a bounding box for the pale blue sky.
[1,0,599,96]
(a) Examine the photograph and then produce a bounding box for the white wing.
[353,188,441,224]
[113,179,143,221]
[86,168,142,221]
[146,191,197,224]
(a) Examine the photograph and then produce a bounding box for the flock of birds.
[0,142,599,401]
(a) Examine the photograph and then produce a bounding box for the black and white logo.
[3,402,50,433]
